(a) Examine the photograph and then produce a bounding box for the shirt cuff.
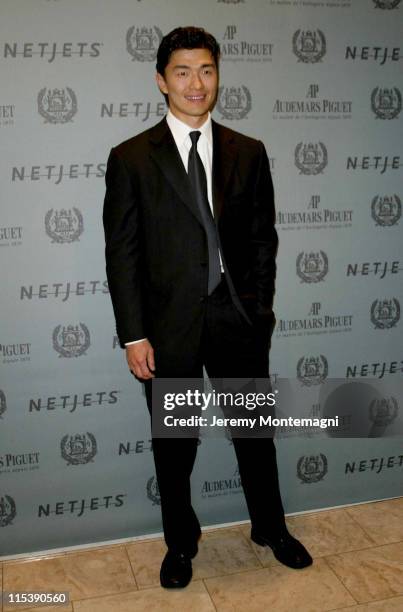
[125,338,147,346]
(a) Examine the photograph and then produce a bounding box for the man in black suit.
[103,26,312,589]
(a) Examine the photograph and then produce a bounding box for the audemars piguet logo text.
[221,25,273,62]
[273,84,352,119]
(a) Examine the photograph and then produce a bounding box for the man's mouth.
[185,95,206,101]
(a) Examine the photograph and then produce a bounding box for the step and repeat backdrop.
[1,0,402,556]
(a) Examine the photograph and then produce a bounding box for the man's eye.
[177,71,187,77]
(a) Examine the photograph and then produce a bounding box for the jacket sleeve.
[251,141,278,316]
[103,148,145,348]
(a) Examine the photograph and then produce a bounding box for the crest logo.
[0,390,6,418]
[53,323,90,357]
[0,495,17,526]
[146,476,161,505]
[45,208,83,243]
[216,86,252,120]
[371,87,402,119]
[37,87,77,123]
[369,397,398,426]
[61,432,97,465]
[293,29,326,63]
[296,251,328,283]
[295,142,327,175]
[126,26,163,61]
[371,298,400,329]
[373,0,401,8]
[371,195,401,226]
[297,454,328,483]
[297,355,328,386]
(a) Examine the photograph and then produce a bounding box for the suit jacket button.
[200,296,206,302]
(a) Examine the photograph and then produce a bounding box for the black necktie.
[188,130,221,295]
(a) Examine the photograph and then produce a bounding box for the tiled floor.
[1,497,403,611]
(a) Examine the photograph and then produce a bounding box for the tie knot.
[189,131,201,147]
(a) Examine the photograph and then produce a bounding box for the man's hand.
[126,340,155,380]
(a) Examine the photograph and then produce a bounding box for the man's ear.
[156,72,168,95]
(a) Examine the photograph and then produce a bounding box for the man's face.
[156,47,218,127]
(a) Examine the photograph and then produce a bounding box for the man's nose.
[190,73,203,89]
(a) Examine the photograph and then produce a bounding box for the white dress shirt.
[126,110,222,346]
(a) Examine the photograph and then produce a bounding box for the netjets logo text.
[345,46,401,64]
[12,163,106,184]
[347,156,401,174]
[2,42,102,62]
[293,30,326,63]
[21,280,108,302]
[100,101,166,121]
[126,26,163,61]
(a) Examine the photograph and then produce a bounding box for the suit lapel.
[149,118,203,226]
[148,117,238,224]
[212,120,238,219]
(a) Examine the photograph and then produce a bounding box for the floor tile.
[193,528,262,579]
[239,509,374,565]
[3,547,137,610]
[336,594,403,611]
[73,580,215,611]
[205,558,355,611]
[126,539,167,589]
[127,528,261,588]
[15,607,72,612]
[325,542,403,604]
[238,524,277,567]
[345,498,403,545]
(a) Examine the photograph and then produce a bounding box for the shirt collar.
[166,109,212,148]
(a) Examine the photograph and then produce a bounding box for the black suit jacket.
[103,117,278,363]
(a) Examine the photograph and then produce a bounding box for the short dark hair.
[156,26,220,76]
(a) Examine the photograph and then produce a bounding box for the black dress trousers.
[145,276,286,554]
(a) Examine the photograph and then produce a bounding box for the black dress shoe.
[160,550,193,589]
[251,528,313,569]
